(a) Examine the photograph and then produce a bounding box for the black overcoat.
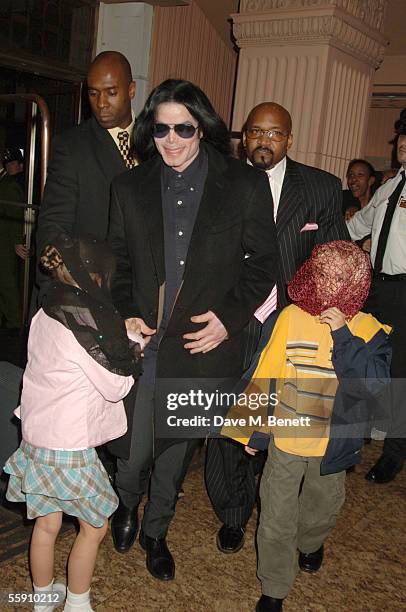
[107,143,279,456]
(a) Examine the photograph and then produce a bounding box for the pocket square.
[300,222,319,232]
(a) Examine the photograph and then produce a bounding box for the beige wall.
[149,1,237,125]
[194,0,238,48]
[364,53,406,169]
[374,55,406,84]
[365,107,400,168]
[363,0,406,169]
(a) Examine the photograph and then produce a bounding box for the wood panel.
[149,1,237,126]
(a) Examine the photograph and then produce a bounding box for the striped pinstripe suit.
[206,156,350,529]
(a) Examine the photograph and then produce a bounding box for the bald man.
[207,102,349,558]
[242,102,349,308]
[37,51,136,261]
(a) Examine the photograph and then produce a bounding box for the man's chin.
[95,116,115,129]
[251,157,273,170]
[250,151,273,170]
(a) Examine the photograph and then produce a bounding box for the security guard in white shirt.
[347,113,406,483]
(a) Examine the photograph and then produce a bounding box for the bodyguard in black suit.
[37,51,136,258]
[108,80,278,581]
[36,51,136,482]
[207,102,350,557]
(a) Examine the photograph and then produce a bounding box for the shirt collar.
[162,146,206,191]
[107,113,135,141]
[265,156,286,184]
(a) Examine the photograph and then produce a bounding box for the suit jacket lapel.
[182,146,228,280]
[276,157,304,236]
[137,157,165,285]
[90,116,127,180]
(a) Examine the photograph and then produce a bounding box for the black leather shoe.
[111,501,138,553]
[256,595,283,611]
[298,544,324,573]
[365,455,403,484]
[216,525,245,554]
[139,530,175,581]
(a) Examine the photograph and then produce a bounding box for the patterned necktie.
[117,130,136,169]
[374,170,406,274]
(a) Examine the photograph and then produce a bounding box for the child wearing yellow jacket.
[221,241,391,612]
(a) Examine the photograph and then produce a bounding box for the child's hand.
[319,307,346,331]
[125,317,156,348]
[244,445,258,456]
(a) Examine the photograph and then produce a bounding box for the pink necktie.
[254,172,277,323]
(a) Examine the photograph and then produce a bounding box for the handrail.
[0,93,50,325]
[0,199,40,209]
[0,93,50,198]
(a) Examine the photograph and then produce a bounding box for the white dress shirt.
[347,167,406,274]
[265,155,286,218]
[248,155,286,219]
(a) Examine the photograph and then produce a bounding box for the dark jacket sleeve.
[37,136,79,255]
[211,171,279,337]
[331,325,391,399]
[108,183,140,319]
[315,176,350,244]
[218,309,281,452]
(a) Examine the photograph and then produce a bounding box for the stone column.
[231,0,388,181]
[95,2,154,115]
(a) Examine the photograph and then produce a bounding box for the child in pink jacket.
[4,234,140,612]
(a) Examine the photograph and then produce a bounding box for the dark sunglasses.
[152,123,199,139]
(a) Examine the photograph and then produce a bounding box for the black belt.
[375,272,406,282]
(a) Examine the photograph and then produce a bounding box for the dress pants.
[363,277,406,461]
[205,437,265,527]
[258,440,346,599]
[115,355,198,538]
[206,316,264,527]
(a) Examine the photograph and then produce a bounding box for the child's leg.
[297,458,346,554]
[30,512,63,587]
[67,518,108,594]
[257,441,306,600]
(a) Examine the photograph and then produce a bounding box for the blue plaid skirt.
[3,441,118,528]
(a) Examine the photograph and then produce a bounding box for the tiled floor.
[0,441,405,612]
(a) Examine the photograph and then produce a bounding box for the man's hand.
[244,445,258,456]
[361,237,371,253]
[319,307,346,331]
[183,310,228,354]
[125,317,156,348]
[15,244,29,259]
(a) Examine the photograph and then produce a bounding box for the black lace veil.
[41,234,141,377]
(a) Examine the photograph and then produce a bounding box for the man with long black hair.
[107,79,278,580]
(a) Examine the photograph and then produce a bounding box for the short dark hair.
[3,146,23,164]
[346,158,375,177]
[394,108,406,136]
[133,79,231,161]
